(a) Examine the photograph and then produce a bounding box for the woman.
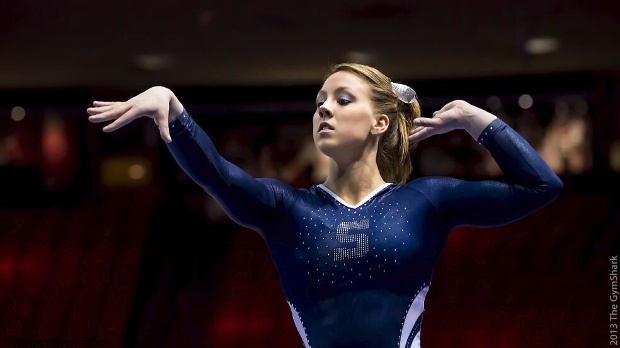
[87,63,563,348]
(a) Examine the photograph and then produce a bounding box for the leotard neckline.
[316,182,394,209]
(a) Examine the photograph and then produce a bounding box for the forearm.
[457,107,560,190]
[477,118,563,193]
[167,110,226,188]
[436,118,563,229]
[166,109,277,229]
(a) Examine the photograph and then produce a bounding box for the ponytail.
[376,98,421,184]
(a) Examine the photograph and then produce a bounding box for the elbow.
[543,174,564,201]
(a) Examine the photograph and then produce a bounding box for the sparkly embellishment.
[391,82,417,103]
[333,220,370,261]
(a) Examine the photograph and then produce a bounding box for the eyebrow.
[316,86,355,98]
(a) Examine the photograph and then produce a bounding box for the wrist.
[165,88,184,123]
[462,110,497,139]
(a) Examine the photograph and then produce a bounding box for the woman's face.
[312,71,379,159]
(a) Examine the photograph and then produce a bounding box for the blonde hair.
[326,63,421,184]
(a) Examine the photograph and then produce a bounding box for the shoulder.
[402,176,465,206]
[255,178,311,206]
[404,176,462,191]
[256,177,298,194]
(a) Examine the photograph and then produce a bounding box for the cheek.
[341,112,372,136]
[312,114,320,130]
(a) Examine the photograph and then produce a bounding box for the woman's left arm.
[410,100,563,228]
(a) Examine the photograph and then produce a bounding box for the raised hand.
[87,86,175,143]
[408,100,497,142]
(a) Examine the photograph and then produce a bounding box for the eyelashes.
[338,98,352,105]
[316,97,352,108]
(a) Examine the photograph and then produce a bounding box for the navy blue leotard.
[166,110,562,348]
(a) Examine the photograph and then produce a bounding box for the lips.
[318,122,334,132]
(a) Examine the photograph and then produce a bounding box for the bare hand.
[408,100,481,142]
[87,86,174,143]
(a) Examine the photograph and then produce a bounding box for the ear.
[371,114,390,135]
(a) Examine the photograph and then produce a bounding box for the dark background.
[0,1,618,347]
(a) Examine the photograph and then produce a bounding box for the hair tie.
[391,82,417,104]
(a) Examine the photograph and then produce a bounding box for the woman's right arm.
[88,86,282,231]
[166,107,281,230]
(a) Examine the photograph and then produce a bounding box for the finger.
[409,125,423,136]
[155,111,172,143]
[93,101,117,106]
[88,110,120,123]
[409,126,426,140]
[408,128,422,141]
[87,104,115,115]
[88,104,130,123]
[101,106,141,132]
[433,108,460,119]
[409,127,435,142]
[409,125,427,136]
[413,117,442,127]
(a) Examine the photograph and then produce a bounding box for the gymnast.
[87,63,563,347]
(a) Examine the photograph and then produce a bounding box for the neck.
[322,151,388,206]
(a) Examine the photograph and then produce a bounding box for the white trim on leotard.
[317,182,393,209]
[399,284,429,348]
[287,301,311,348]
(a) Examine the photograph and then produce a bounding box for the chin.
[314,140,338,159]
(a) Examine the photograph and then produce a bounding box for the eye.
[337,97,352,105]
[316,99,325,107]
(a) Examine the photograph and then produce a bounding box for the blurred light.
[128,164,146,180]
[486,96,502,111]
[343,51,376,64]
[518,94,533,109]
[524,37,560,55]
[0,136,19,165]
[42,117,68,163]
[11,106,25,121]
[101,156,151,187]
[134,54,172,71]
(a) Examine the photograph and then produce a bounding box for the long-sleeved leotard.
[166,110,563,348]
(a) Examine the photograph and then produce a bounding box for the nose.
[318,103,332,119]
